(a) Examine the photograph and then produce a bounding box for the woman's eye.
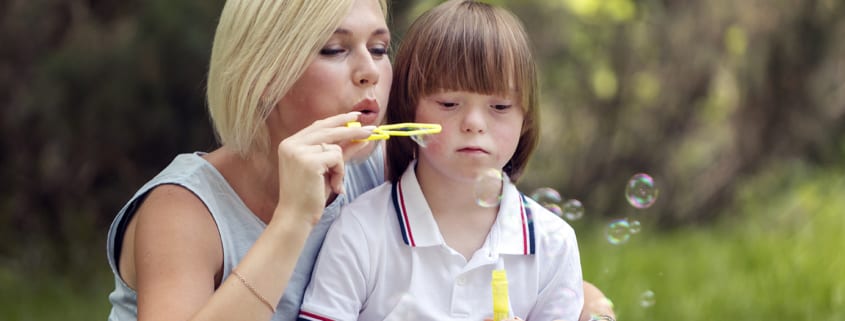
[319,48,345,56]
[370,46,388,57]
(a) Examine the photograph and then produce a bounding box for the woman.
[106,0,390,320]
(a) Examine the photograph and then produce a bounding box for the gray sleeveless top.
[106,149,384,321]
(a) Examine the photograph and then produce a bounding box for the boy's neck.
[415,164,500,260]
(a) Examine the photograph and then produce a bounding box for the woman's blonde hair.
[387,0,539,182]
[207,0,388,156]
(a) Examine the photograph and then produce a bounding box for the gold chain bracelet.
[231,270,276,313]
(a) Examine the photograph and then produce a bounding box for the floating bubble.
[529,187,564,217]
[544,203,563,217]
[474,168,504,207]
[625,173,659,209]
[606,219,631,245]
[640,290,656,308]
[628,219,641,234]
[530,187,562,204]
[562,199,585,221]
[410,135,429,147]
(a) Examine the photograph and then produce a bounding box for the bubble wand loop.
[347,121,442,141]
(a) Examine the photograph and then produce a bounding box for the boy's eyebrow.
[334,28,390,37]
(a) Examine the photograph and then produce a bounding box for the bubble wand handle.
[492,268,509,321]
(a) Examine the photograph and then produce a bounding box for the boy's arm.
[298,211,371,321]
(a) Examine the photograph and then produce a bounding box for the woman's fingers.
[298,111,363,136]
[274,111,378,224]
[315,143,346,195]
[297,112,377,149]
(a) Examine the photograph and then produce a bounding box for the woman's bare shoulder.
[119,184,223,294]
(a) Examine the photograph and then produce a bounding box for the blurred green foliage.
[578,162,845,320]
[1,0,222,275]
[1,0,843,319]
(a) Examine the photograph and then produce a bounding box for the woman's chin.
[348,140,379,164]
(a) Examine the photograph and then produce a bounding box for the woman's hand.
[579,281,616,321]
[274,111,375,225]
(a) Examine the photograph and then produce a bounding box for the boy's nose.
[461,107,487,134]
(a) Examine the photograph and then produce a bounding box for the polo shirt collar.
[391,162,536,255]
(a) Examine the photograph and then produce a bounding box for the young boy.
[299,1,583,320]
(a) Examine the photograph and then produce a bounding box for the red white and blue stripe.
[390,176,535,255]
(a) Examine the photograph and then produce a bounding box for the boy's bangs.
[411,5,529,101]
[420,42,518,98]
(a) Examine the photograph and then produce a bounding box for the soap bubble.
[529,187,564,217]
[606,219,631,245]
[625,173,658,209]
[474,168,504,207]
[410,134,430,147]
[640,290,656,308]
[562,199,585,221]
[628,219,641,234]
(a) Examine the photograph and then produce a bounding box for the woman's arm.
[129,113,375,321]
[130,184,313,321]
[579,281,616,321]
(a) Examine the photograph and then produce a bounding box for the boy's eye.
[492,104,512,110]
[438,101,458,108]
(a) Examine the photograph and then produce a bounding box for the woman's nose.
[352,51,379,87]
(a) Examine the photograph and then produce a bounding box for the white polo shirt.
[299,164,583,321]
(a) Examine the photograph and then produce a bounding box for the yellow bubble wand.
[492,260,510,321]
[347,121,442,141]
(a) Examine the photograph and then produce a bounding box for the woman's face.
[273,0,391,139]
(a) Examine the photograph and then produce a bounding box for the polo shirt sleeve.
[527,214,585,321]
[299,207,372,321]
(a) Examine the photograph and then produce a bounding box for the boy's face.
[413,90,524,184]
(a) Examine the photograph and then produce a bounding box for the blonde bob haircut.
[386,0,539,182]
[207,0,388,156]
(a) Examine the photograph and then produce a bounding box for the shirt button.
[456,276,467,286]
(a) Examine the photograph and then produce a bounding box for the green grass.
[2,163,843,320]
[0,263,113,321]
[578,163,845,320]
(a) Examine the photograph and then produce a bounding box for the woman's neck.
[206,146,279,223]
